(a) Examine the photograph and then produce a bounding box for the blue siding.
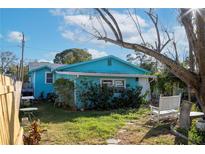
[34,68,54,98]
[61,57,146,74]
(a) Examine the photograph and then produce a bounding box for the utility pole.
[19,32,25,82]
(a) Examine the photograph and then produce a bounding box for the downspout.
[74,75,79,109]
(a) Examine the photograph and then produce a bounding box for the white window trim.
[45,72,53,84]
[100,78,126,88]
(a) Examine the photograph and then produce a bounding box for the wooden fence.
[0,74,23,145]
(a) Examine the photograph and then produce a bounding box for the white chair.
[150,94,181,122]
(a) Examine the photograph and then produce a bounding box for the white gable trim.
[55,71,156,78]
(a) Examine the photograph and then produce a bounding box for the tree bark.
[179,100,192,130]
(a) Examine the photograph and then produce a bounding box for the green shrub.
[191,103,200,112]
[54,78,74,109]
[79,80,146,110]
[46,92,58,103]
[112,87,147,109]
[189,121,205,144]
[79,81,114,110]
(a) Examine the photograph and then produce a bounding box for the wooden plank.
[0,96,6,144]
[0,85,15,95]
[0,95,10,144]
[0,75,23,145]
[15,128,24,145]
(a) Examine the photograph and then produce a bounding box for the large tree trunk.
[195,9,205,113]
[181,9,205,113]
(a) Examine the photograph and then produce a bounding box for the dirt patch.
[115,116,176,145]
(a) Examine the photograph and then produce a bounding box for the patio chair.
[150,94,181,122]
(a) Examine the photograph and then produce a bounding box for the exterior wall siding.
[33,68,54,98]
[62,58,146,74]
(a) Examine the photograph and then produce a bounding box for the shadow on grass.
[139,120,175,143]
[32,102,143,124]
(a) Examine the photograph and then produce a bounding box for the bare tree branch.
[102,8,123,41]
[127,9,146,45]
[95,8,120,41]
[146,9,161,52]
[172,40,179,64]
[96,15,107,38]
[160,30,171,51]
[145,9,171,52]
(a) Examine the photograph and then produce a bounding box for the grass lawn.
[24,102,176,145]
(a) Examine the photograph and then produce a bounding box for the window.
[114,80,125,87]
[101,79,125,93]
[45,72,53,84]
[101,80,113,87]
[114,80,125,93]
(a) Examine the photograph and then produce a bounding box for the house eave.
[55,71,157,78]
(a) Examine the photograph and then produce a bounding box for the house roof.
[54,55,151,74]
[28,62,64,73]
[29,55,151,74]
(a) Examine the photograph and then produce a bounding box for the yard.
[24,102,176,145]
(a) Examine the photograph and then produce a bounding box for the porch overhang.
[55,71,157,78]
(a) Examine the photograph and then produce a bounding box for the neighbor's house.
[28,55,156,109]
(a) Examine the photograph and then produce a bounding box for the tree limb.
[95,8,120,40]
[102,8,123,41]
[97,36,198,89]
[127,9,146,45]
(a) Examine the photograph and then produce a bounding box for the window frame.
[100,78,126,89]
[45,72,53,84]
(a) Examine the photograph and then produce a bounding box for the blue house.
[28,55,156,109]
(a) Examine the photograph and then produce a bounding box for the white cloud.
[61,29,89,42]
[38,59,53,63]
[49,9,66,16]
[62,10,148,42]
[50,9,149,45]
[7,31,25,42]
[50,9,87,16]
[87,49,108,59]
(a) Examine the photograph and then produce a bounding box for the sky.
[0,8,188,63]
